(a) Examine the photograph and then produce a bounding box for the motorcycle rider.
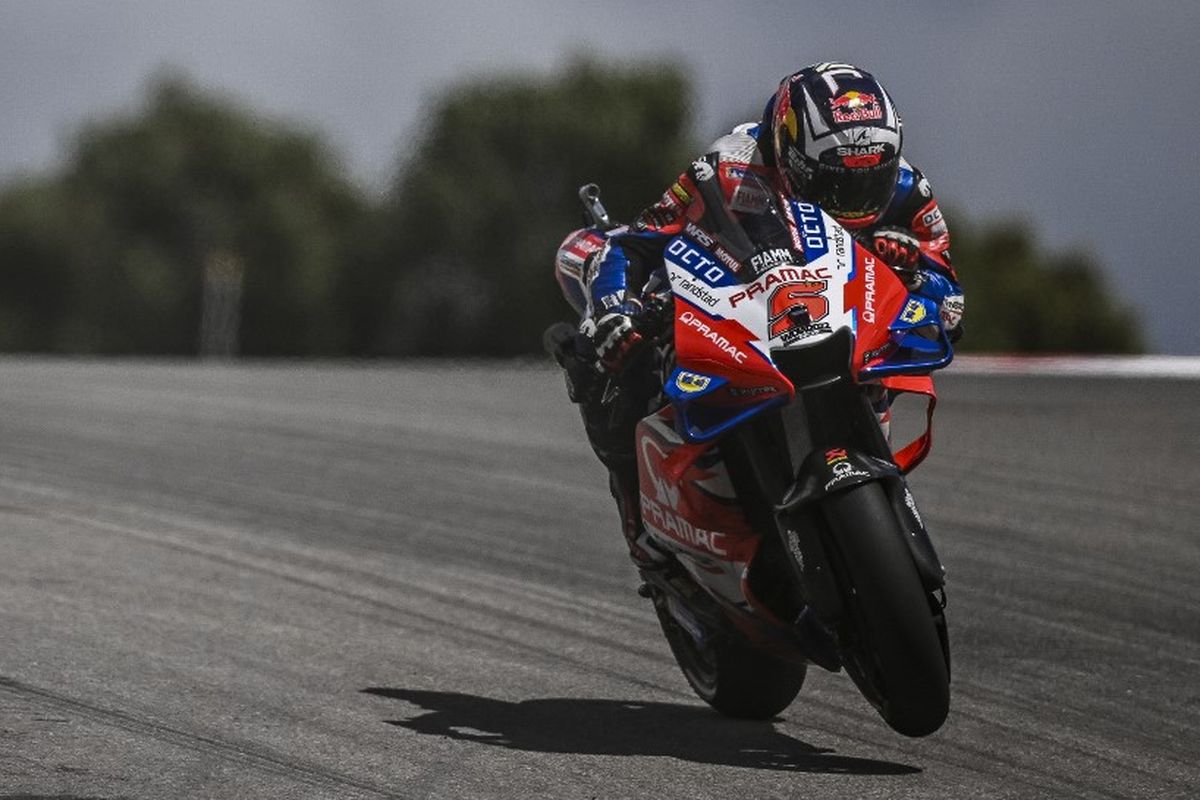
[553,62,964,569]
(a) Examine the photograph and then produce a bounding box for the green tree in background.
[0,77,364,355]
[0,181,76,350]
[949,217,1142,353]
[360,59,694,356]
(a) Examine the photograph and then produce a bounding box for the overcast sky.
[3,1,1198,353]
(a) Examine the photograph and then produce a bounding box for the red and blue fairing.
[658,198,951,461]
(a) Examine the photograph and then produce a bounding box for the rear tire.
[653,597,806,720]
[822,482,950,737]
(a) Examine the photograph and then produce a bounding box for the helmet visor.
[804,157,900,220]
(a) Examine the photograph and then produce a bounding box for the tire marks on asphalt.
[0,677,404,799]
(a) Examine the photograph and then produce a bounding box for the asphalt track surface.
[0,359,1196,799]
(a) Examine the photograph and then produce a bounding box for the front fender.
[777,447,945,592]
[778,447,897,509]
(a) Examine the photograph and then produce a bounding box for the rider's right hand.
[585,311,644,373]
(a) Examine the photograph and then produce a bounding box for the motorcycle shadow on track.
[361,688,918,775]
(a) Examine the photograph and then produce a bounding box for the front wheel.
[653,595,806,720]
[822,482,950,737]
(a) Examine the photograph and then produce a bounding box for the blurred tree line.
[0,63,1141,356]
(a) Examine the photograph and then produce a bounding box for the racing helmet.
[768,63,903,227]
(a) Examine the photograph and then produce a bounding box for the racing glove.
[908,269,965,337]
[872,226,921,269]
[585,310,644,373]
[871,227,964,338]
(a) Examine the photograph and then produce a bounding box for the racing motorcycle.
[548,165,954,737]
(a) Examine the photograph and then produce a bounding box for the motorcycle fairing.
[663,206,948,445]
[636,408,759,608]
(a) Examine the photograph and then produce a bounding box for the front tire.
[653,595,806,720]
[822,482,950,737]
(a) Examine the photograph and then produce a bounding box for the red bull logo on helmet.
[830,90,883,124]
